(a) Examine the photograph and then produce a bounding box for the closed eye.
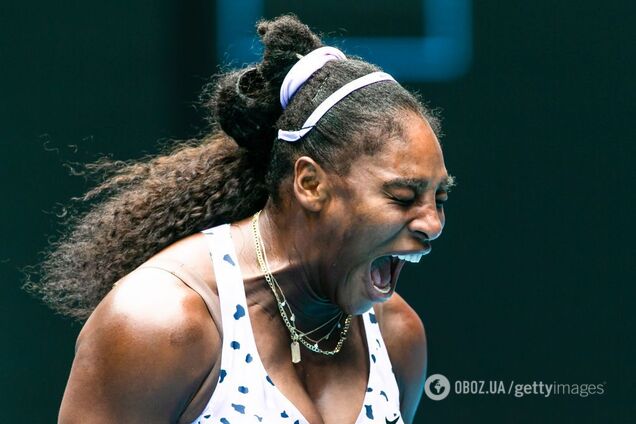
[391,196,416,206]
[384,190,416,206]
[436,192,449,208]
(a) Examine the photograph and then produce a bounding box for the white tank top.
[192,224,404,424]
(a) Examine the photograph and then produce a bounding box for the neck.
[234,201,342,335]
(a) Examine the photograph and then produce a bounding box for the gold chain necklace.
[251,211,353,363]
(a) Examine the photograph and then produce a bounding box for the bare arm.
[59,268,220,423]
[378,293,428,424]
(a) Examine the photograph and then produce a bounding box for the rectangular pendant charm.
[291,340,301,363]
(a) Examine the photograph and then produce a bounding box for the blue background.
[1,0,634,422]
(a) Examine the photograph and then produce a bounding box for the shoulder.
[83,259,220,365]
[375,293,427,423]
[376,292,427,367]
[60,265,219,422]
[90,265,219,354]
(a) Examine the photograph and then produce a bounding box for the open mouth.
[369,256,404,297]
[368,251,428,298]
[369,250,431,301]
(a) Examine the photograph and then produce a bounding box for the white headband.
[277,46,397,143]
[278,71,396,142]
[279,46,346,109]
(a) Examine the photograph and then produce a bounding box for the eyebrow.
[382,175,456,193]
[441,175,456,192]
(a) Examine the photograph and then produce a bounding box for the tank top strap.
[359,308,403,423]
[201,224,257,372]
[201,224,246,307]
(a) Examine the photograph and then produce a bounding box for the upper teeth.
[391,253,424,263]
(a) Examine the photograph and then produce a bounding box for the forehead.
[352,114,448,188]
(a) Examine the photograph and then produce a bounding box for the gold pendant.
[291,340,301,363]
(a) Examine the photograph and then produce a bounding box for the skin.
[59,112,451,424]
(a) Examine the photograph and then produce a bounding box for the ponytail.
[26,14,323,320]
[25,135,268,320]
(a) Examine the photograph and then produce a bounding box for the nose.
[408,204,444,242]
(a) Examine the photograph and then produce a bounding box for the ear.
[292,156,331,212]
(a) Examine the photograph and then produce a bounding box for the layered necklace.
[251,210,352,363]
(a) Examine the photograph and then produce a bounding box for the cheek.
[344,216,400,256]
[326,185,401,250]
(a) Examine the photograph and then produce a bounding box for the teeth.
[391,253,424,263]
[375,284,391,294]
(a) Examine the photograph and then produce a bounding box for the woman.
[33,15,453,424]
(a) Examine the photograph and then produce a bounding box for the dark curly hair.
[24,14,439,321]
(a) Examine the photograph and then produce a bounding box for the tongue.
[371,257,392,289]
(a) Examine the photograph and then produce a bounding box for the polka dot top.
[192,224,404,424]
